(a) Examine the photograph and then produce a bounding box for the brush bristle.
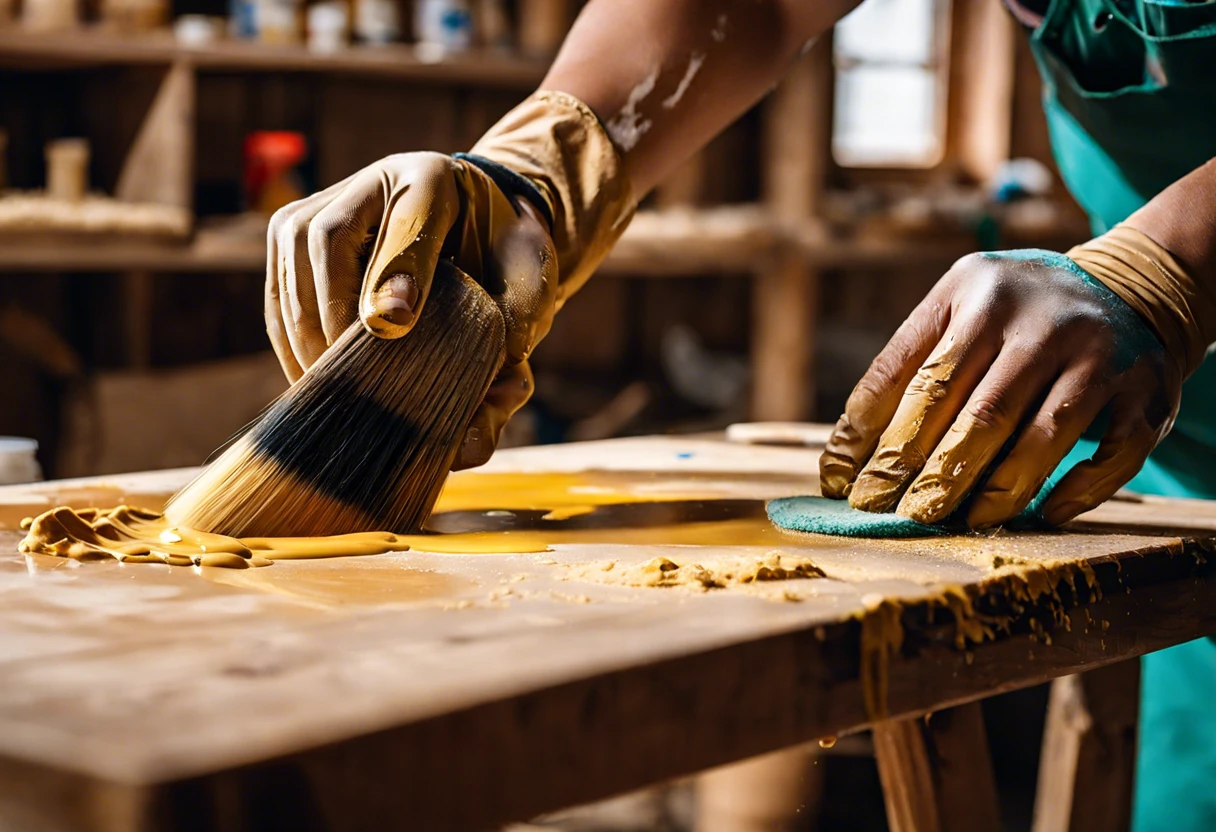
[165,268,507,537]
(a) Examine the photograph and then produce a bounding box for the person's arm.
[1128,158,1216,285]
[544,0,860,195]
[267,0,861,470]
[820,157,1216,528]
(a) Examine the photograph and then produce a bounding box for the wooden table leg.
[1032,660,1140,832]
[873,702,1002,832]
[695,743,824,832]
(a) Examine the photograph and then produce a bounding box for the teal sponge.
[767,490,1055,538]
[766,496,946,538]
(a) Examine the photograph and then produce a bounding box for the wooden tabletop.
[1,435,1214,832]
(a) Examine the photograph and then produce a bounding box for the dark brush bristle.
[164,267,506,537]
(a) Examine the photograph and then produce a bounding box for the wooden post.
[873,702,1002,832]
[751,36,831,421]
[114,59,195,216]
[944,0,1016,184]
[1032,660,1140,832]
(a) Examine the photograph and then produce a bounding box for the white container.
[308,0,348,52]
[353,0,397,43]
[174,14,223,46]
[0,437,42,485]
[414,0,471,52]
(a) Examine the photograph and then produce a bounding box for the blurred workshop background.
[0,3,1083,827]
[0,0,1088,482]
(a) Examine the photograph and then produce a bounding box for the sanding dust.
[19,505,412,569]
[562,551,825,597]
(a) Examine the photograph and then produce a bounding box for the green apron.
[1026,1,1216,828]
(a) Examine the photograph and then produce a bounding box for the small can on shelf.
[244,131,309,216]
[45,138,90,203]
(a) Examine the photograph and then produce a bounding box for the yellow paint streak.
[19,505,411,569]
[433,471,719,513]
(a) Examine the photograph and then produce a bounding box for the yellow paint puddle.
[15,470,805,566]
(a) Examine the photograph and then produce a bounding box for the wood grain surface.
[0,435,1213,832]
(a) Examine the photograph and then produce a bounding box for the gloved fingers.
[266,178,357,376]
[307,175,386,346]
[490,200,559,366]
[847,321,996,513]
[360,153,462,340]
[278,201,331,372]
[896,342,1063,524]
[264,225,304,383]
[964,360,1110,528]
[1039,394,1163,526]
[452,361,534,471]
[820,286,954,499]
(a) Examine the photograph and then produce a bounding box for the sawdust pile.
[565,551,826,594]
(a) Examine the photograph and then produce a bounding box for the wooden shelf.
[0,28,550,88]
[600,207,781,276]
[0,208,785,274]
[0,206,1090,275]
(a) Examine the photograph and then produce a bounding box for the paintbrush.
[163,264,506,538]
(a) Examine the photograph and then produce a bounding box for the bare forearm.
[541,0,860,195]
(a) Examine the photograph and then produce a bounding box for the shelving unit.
[0,205,1087,274]
[0,28,550,87]
[0,3,1087,430]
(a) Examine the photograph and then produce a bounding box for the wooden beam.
[1032,661,1140,832]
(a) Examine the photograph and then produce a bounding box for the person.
[265,1,1216,827]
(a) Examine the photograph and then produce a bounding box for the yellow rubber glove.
[265,91,635,469]
[819,227,1216,528]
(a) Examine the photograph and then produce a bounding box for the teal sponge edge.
[766,489,1055,539]
[766,496,946,538]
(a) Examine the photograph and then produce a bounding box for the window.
[832,0,952,167]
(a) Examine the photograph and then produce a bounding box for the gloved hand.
[265,91,635,469]
[819,246,1194,528]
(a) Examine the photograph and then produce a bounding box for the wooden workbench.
[1,435,1214,831]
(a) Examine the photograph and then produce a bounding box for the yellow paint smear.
[19,505,411,569]
[16,471,789,566]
